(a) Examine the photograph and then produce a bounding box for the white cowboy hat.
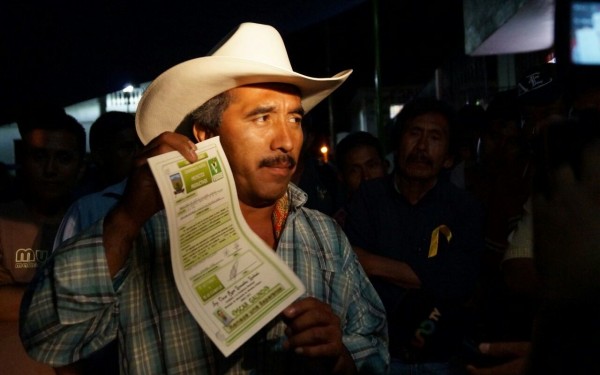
[135,22,353,145]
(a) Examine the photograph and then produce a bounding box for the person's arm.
[353,245,421,288]
[281,252,389,374]
[280,216,388,374]
[19,220,119,366]
[501,199,542,297]
[532,160,600,301]
[465,341,531,375]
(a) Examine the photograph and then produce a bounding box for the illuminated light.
[122,84,134,93]
[390,104,404,119]
[320,145,329,163]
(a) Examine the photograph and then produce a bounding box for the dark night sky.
[0,0,465,125]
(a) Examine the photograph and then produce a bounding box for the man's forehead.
[347,144,381,159]
[25,129,78,148]
[225,83,305,116]
[406,113,449,131]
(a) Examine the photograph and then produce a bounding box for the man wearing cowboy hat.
[20,23,388,374]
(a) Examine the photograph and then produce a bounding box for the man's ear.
[192,123,216,142]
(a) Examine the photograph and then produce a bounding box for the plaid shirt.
[20,184,389,374]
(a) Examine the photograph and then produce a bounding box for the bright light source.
[122,85,134,93]
[320,145,329,163]
[390,104,404,119]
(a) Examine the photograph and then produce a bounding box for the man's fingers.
[480,341,530,358]
[142,132,198,163]
[285,323,335,346]
[283,298,338,332]
[282,297,343,358]
[287,332,340,356]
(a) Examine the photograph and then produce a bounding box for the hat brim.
[136,56,352,145]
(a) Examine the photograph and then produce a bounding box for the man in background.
[345,98,484,375]
[1,104,85,374]
[333,131,388,227]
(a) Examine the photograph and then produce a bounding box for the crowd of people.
[1,22,598,375]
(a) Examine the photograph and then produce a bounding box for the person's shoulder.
[72,180,125,209]
[356,174,393,197]
[439,179,484,212]
[439,178,474,199]
[0,199,30,221]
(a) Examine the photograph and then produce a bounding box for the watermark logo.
[15,248,49,268]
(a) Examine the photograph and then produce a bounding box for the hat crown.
[210,23,293,71]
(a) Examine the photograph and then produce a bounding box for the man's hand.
[465,341,530,375]
[353,246,421,289]
[104,132,198,276]
[120,132,198,227]
[282,297,356,374]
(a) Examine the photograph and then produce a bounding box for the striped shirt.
[21,184,389,374]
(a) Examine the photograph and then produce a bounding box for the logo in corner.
[15,248,48,269]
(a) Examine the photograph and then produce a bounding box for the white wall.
[0,123,21,166]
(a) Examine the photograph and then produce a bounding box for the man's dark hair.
[176,92,231,140]
[391,97,457,157]
[89,111,136,152]
[17,103,86,157]
[335,131,385,170]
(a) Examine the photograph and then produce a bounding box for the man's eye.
[31,150,47,162]
[289,116,302,124]
[348,166,361,175]
[367,160,382,169]
[57,152,76,165]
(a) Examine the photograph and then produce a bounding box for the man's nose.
[43,156,59,175]
[271,120,294,152]
[416,134,428,149]
[363,168,377,181]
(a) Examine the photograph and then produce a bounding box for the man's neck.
[394,173,438,205]
[239,202,277,249]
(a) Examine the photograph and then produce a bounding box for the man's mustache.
[259,155,297,169]
[406,152,432,165]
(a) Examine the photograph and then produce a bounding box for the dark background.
[0,0,465,127]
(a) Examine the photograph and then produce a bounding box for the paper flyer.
[147,136,305,357]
